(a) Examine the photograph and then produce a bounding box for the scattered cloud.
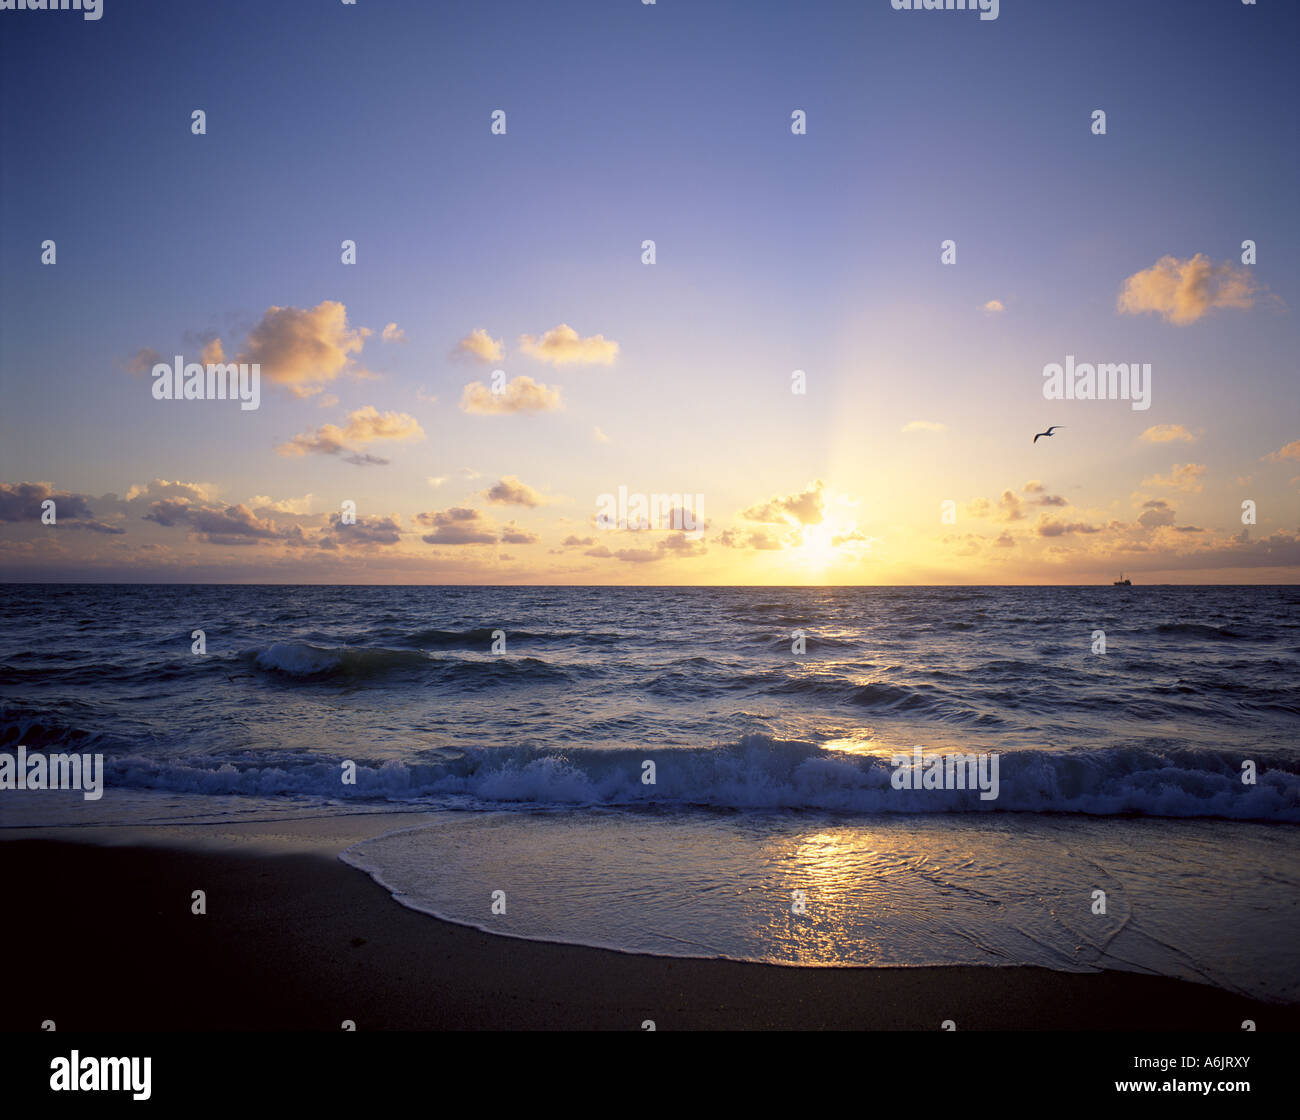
[519,323,619,367]
[501,522,539,545]
[125,347,162,375]
[1036,516,1103,537]
[124,479,218,504]
[1142,463,1206,493]
[142,499,292,544]
[460,375,562,414]
[1140,424,1197,444]
[235,300,371,397]
[741,480,826,526]
[1265,439,1300,463]
[1137,499,1177,529]
[318,513,402,549]
[0,481,96,522]
[1117,254,1261,325]
[484,476,545,507]
[277,406,425,465]
[416,507,497,545]
[452,328,504,364]
[250,493,313,515]
[901,420,945,433]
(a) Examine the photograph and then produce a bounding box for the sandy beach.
[3,816,1294,1032]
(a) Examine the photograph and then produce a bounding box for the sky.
[1,0,1297,584]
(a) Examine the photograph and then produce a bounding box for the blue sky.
[1,0,1297,582]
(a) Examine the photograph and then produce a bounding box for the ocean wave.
[246,641,573,685]
[251,641,432,679]
[0,706,115,752]
[51,736,1300,823]
[388,626,622,648]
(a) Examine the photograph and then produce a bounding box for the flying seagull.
[1033,425,1064,444]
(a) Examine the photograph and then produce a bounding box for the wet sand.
[3,818,1294,1031]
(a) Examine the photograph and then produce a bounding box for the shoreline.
[2,819,1296,1031]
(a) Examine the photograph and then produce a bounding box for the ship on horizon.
[1113,573,1132,586]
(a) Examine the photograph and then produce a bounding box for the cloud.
[1140,424,1197,444]
[319,513,402,549]
[982,300,1005,313]
[1022,480,1044,493]
[0,481,96,522]
[998,490,1024,521]
[484,476,545,508]
[1136,499,1177,529]
[742,480,826,526]
[61,519,126,535]
[501,523,539,545]
[277,406,425,464]
[1036,516,1103,537]
[994,531,1015,548]
[235,300,371,396]
[124,479,218,504]
[427,476,448,488]
[593,426,610,443]
[125,347,162,375]
[901,420,945,433]
[1142,463,1206,493]
[416,507,497,545]
[250,493,313,515]
[657,532,707,556]
[1265,439,1300,463]
[519,323,619,366]
[831,528,874,547]
[460,375,562,414]
[380,323,406,344]
[143,499,290,544]
[583,531,707,562]
[561,535,595,547]
[451,328,505,364]
[1117,254,1261,325]
[718,528,787,550]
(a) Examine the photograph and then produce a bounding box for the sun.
[798,522,840,569]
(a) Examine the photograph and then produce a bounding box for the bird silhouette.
[1033,425,1064,443]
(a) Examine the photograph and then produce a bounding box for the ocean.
[2,584,1298,1001]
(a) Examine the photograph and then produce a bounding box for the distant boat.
[1113,573,1132,586]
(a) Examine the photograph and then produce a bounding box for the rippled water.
[3,584,1297,995]
[1,584,1296,819]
